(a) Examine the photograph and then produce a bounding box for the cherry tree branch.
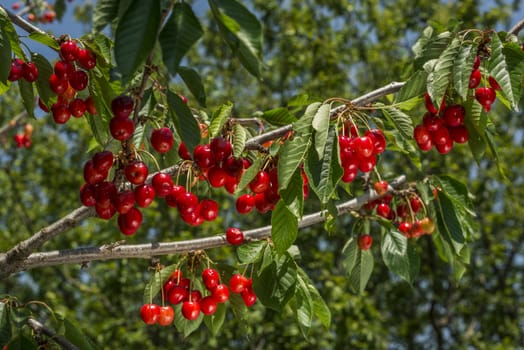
[14,176,406,271]
[0,111,27,137]
[508,18,524,36]
[27,318,79,350]
[0,5,49,36]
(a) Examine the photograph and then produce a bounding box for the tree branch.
[0,111,27,137]
[0,5,49,36]
[508,18,524,36]
[9,175,406,272]
[27,318,80,350]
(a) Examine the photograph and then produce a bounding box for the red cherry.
[38,97,50,112]
[77,49,96,70]
[353,136,375,158]
[69,98,86,117]
[69,70,88,91]
[157,306,174,326]
[202,268,220,290]
[176,192,199,213]
[51,103,71,124]
[211,284,230,303]
[85,96,97,115]
[117,207,143,235]
[193,144,215,169]
[398,222,413,237]
[22,62,38,82]
[178,142,192,160]
[435,137,453,154]
[115,190,135,214]
[92,151,114,172]
[410,197,423,213]
[60,40,79,61]
[488,76,501,91]
[417,138,433,151]
[223,156,245,178]
[374,180,389,195]
[241,288,257,307]
[79,183,96,207]
[226,227,244,245]
[199,199,219,221]
[60,84,76,101]
[152,173,173,197]
[8,58,24,81]
[341,163,358,183]
[207,166,228,188]
[54,61,74,81]
[181,301,200,321]
[357,154,376,173]
[93,181,117,208]
[249,170,270,194]
[442,105,465,127]
[165,185,186,208]
[199,296,218,315]
[236,194,255,214]
[422,112,443,132]
[83,159,106,184]
[49,74,69,95]
[414,125,431,144]
[95,203,116,220]
[431,126,451,145]
[167,285,188,305]
[449,125,469,144]
[140,304,160,325]
[357,234,373,250]
[134,184,155,208]
[210,136,232,162]
[125,161,148,185]
[376,203,391,218]
[163,280,176,297]
[111,95,134,118]
[229,273,249,293]
[150,127,174,153]
[424,92,438,114]
[473,55,481,70]
[475,87,496,112]
[189,290,202,303]
[110,117,135,141]
[468,69,481,89]
[365,129,386,154]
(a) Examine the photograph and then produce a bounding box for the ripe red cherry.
[168,285,188,305]
[93,181,117,208]
[150,127,174,153]
[79,184,96,207]
[140,304,160,325]
[210,136,232,161]
[473,55,481,70]
[342,163,358,183]
[365,129,386,154]
[117,207,143,235]
[417,138,433,151]
[475,87,496,112]
[226,227,244,245]
[229,273,249,293]
[224,156,245,178]
[69,98,86,117]
[468,69,481,88]
[54,60,74,81]
[111,95,134,118]
[157,306,174,326]
[178,142,192,160]
[125,161,148,185]
[115,190,135,214]
[398,221,413,236]
[410,197,423,213]
[85,96,97,115]
[181,301,200,321]
[488,76,501,91]
[51,103,71,124]
[193,144,215,169]
[211,284,230,303]
[60,40,79,61]
[357,154,376,173]
[202,268,220,290]
[38,97,49,112]
[199,296,218,315]
[424,92,438,114]
[199,199,219,221]
[374,180,389,195]
[77,49,96,70]
[165,185,186,208]
[83,159,106,184]
[134,184,155,208]
[422,112,443,132]
[236,194,255,214]
[443,105,465,127]
[8,58,24,81]
[176,192,199,213]
[376,203,391,218]
[110,117,135,141]
[414,125,431,144]
[249,170,270,194]
[241,288,257,307]
[431,126,451,145]
[49,74,68,95]
[435,137,453,154]
[69,70,88,91]
[449,125,469,144]
[95,203,116,220]
[189,290,202,303]
[358,234,373,250]
[152,173,173,197]
[92,151,114,172]
[22,62,38,82]
[353,136,375,158]
[207,166,227,187]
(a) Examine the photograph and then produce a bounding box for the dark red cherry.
[110,117,135,141]
[60,40,79,61]
[134,184,155,208]
[125,161,148,185]
[150,127,174,153]
[111,95,134,118]
[77,49,96,70]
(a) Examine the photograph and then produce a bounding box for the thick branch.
[13,176,406,272]
[0,5,49,36]
[27,318,79,350]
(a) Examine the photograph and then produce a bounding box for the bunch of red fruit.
[11,2,58,24]
[13,123,33,149]
[413,94,469,154]
[468,55,499,112]
[46,39,97,124]
[8,58,38,83]
[338,124,386,183]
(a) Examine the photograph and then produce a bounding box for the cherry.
[49,74,69,95]
[249,170,270,194]
[376,203,391,218]
[210,136,232,161]
[169,269,183,283]
[398,222,413,236]
[202,268,220,290]
[396,204,408,218]
[236,194,255,214]
[468,69,481,88]
[22,62,38,82]
[83,160,106,184]
[118,207,143,235]
[165,185,186,208]
[115,190,135,214]
[414,125,431,144]
[80,184,96,207]
[134,184,155,208]
[374,180,389,195]
[178,142,192,160]
[167,286,188,305]
[443,105,465,127]
[152,173,173,197]
[488,76,501,91]
[8,58,24,81]
[54,61,74,81]
[111,95,134,118]
[92,151,114,172]
[140,304,160,325]
[189,290,202,303]
[157,306,174,326]
[475,87,496,112]
[435,137,453,154]
[241,288,257,307]
[410,197,423,213]
[176,192,199,213]
[180,207,204,226]
[150,127,174,153]
[125,161,148,185]
[341,164,358,183]
[199,199,219,221]
[193,144,215,169]
[422,112,443,132]
[199,296,218,315]
[353,136,375,158]
[181,301,200,321]
[69,98,86,117]
[226,227,244,245]
[211,284,230,303]
[357,154,376,173]
[420,217,436,234]
[358,234,373,250]
[473,55,481,70]
[449,125,469,144]
[207,166,227,188]
[223,156,245,178]
[431,126,451,145]
[95,203,116,220]
[69,70,88,91]
[93,181,117,208]
[417,138,434,151]
[229,273,248,293]
[365,129,386,154]
[51,103,71,124]
[60,40,79,61]
[77,49,96,70]
[224,174,239,194]
[424,92,438,114]
[110,117,135,141]
[85,96,97,115]
[38,97,50,112]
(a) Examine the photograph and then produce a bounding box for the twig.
[508,18,524,36]
[27,318,80,350]
[0,5,49,36]
[0,111,27,137]
[10,176,406,272]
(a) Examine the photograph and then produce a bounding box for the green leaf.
[5,334,37,350]
[18,79,34,119]
[271,201,299,254]
[160,3,203,76]
[278,102,319,190]
[32,53,54,106]
[464,98,486,161]
[235,156,263,192]
[114,0,161,84]
[503,42,524,106]
[203,302,226,336]
[305,125,343,204]
[382,107,414,140]
[208,0,263,78]
[143,264,180,304]
[342,237,358,275]
[0,27,11,83]
[86,69,114,145]
[262,107,298,126]
[28,32,59,49]
[0,303,11,347]
[0,8,24,59]
[232,124,247,158]
[394,70,428,103]
[489,33,516,109]
[348,248,374,294]
[178,66,206,107]
[208,103,233,138]
[253,252,297,311]
[297,268,331,329]
[167,90,201,155]
[413,30,453,69]
[279,168,304,218]
[174,303,204,337]
[453,43,477,100]
[312,103,332,159]
[427,37,461,109]
[236,240,267,264]
[381,230,419,284]
[291,274,314,338]
[433,175,474,216]
[63,318,98,350]
[93,0,119,32]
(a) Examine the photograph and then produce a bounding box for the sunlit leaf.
[272,200,298,254]
[427,37,461,109]
[453,43,477,100]
[32,53,54,106]
[208,102,233,139]
[489,33,516,109]
[178,66,206,107]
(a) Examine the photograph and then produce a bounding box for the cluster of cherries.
[469,56,500,112]
[8,58,39,83]
[140,265,256,325]
[43,39,98,123]
[413,95,469,154]
[11,1,60,24]
[13,123,34,148]
[338,123,387,183]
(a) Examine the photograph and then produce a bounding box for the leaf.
[18,79,34,119]
[253,252,297,311]
[178,66,206,107]
[312,103,332,159]
[159,3,203,76]
[381,230,419,284]
[174,303,204,337]
[208,0,263,78]
[208,102,233,138]
[114,0,161,84]
[394,70,428,103]
[348,248,374,294]
[262,107,298,126]
[232,124,247,158]
[236,240,267,264]
[167,90,201,155]
[5,334,37,350]
[382,107,414,140]
[427,37,461,109]
[279,168,304,218]
[203,302,226,336]
[271,200,298,254]
[413,30,453,69]
[503,42,524,106]
[433,175,474,216]
[28,32,59,49]
[297,268,331,329]
[31,53,54,106]
[0,303,10,347]
[235,156,263,192]
[341,237,358,275]
[305,125,343,204]
[453,43,477,100]
[291,274,314,338]
[93,0,119,32]
[86,70,114,146]
[464,98,486,161]
[489,33,516,109]
[63,318,98,350]
[143,264,180,304]
[0,8,24,59]
[0,27,11,83]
